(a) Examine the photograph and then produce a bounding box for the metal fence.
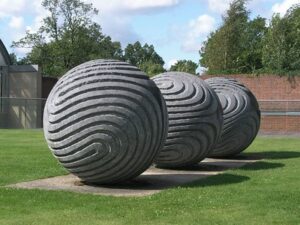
[0,97,46,129]
[259,100,300,116]
[258,100,300,134]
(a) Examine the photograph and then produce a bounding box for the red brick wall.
[261,115,300,134]
[202,75,300,100]
[202,75,300,134]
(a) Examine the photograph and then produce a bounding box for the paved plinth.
[7,156,260,197]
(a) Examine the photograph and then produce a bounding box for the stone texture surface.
[7,156,260,197]
[206,77,261,157]
[152,72,223,168]
[43,59,168,184]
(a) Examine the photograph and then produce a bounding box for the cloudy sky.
[0,0,299,69]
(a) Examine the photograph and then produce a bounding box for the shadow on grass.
[212,153,262,160]
[83,173,251,191]
[155,163,234,172]
[243,151,300,160]
[185,174,250,188]
[238,161,284,170]
[184,160,285,188]
[83,173,214,190]
[84,157,284,190]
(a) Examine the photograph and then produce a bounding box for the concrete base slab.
[7,155,260,197]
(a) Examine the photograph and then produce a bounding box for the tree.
[138,61,165,77]
[200,28,228,73]
[124,41,165,76]
[9,53,18,65]
[170,60,198,74]
[200,0,249,73]
[239,16,267,72]
[9,53,28,65]
[262,4,300,74]
[200,0,267,74]
[12,0,122,77]
[262,15,288,73]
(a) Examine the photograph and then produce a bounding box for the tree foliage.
[12,0,122,77]
[200,0,267,74]
[124,41,165,76]
[9,53,28,65]
[170,60,198,75]
[200,1,300,76]
[262,4,300,74]
[138,61,165,77]
[239,16,267,72]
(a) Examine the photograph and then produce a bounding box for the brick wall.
[202,74,300,100]
[202,75,300,134]
[260,115,300,134]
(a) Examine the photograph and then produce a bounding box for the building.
[0,39,43,128]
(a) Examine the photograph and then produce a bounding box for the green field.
[0,130,299,225]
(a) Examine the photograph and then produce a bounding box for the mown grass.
[0,130,299,225]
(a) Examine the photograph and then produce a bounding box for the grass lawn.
[0,130,299,225]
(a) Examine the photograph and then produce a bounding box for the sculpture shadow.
[237,161,284,171]
[155,152,261,172]
[83,173,214,190]
[83,173,250,191]
[155,163,233,172]
[215,151,300,161]
[182,161,283,188]
[81,152,290,191]
[167,160,284,172]
[242,151,300,160]
[184,173,250,188]
[83,157,259,190]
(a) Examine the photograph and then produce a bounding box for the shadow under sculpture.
[152,72,223,168]
[43,59,168,184]
[205,77,261,157]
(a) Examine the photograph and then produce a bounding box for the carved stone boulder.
[206,77,260,157]
[43,59,168,184]
[152,72,223,168]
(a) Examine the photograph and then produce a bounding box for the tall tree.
[12,0,122,77]
[262,4,300,73]
[124,41,165,76]
[239,16,267,72]
[170,60,198,75]
[200,0,267,73]
[262,14,287,72]
[200,0,249,73]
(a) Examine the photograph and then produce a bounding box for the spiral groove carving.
[43,59,168,184]
[206,77,261,157]
[152,72,223,168]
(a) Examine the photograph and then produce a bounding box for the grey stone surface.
[43,59,168,184]
[152,72,223,168]
[7,156,260,197]
[206,77,261,157]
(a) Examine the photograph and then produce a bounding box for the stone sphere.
[152,72,223,168]
[205,77,261,157]
[43,59,168,184]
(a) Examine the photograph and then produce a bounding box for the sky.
[0,0,299,70]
